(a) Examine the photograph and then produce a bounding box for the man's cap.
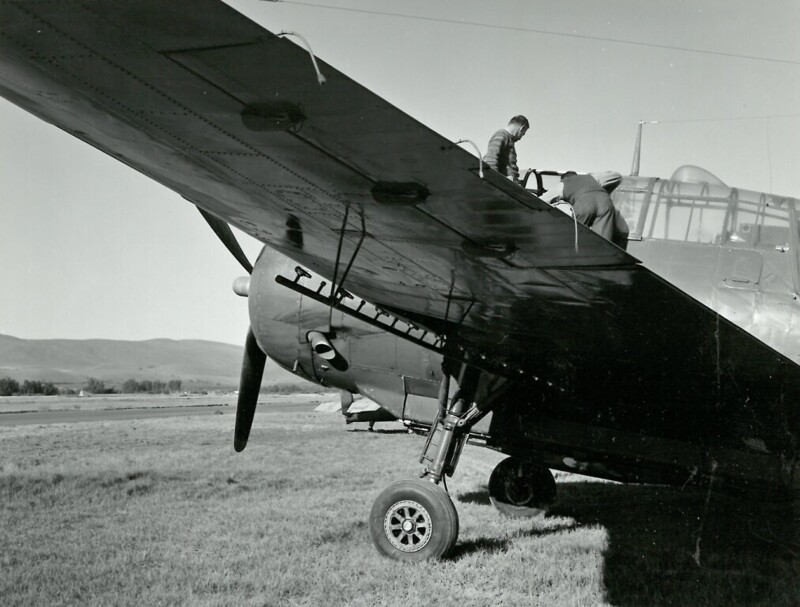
[590,171,623,192]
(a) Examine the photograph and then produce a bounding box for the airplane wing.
[1,1,797,454]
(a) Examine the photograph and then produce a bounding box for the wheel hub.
[384,499,432,552]
[504,478,535,506]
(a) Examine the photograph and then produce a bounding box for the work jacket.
[483,129,519,181]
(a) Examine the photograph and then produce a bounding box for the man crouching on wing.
[542,170,629,249]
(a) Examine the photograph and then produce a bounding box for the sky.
[1,0,799,345]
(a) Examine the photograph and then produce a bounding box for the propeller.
[234,327,267,452]
[196,207,253,274]
[196,205,265,452]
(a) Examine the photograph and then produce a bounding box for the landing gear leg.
[488,456,557,518]
[370,362,500,560]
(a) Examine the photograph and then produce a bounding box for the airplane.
[1,0,797,561]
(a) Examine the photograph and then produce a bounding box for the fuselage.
[614,167,800,365]
[245,168,799,496]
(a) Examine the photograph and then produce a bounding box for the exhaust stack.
[307,331,337,360]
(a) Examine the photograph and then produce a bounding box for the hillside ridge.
[0,334,296,389]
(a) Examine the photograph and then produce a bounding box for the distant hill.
[0,334,300,390]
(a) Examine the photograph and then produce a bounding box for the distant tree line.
[120,378,182,394]
[0,378,59,396]
[85,377,183,394]
[84,377,115,394]
[0,376,183,396]
[259,381,329,395]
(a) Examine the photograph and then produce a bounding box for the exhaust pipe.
[307,331,337,360]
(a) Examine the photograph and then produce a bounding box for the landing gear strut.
[369,361,504,560]
[488,456,556,517]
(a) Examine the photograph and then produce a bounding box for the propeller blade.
[234,327,267,452]
[196,206,253,274]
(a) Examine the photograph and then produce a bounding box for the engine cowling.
[241,247,443,423]
[243,247,353,392]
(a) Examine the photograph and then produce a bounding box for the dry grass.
[1,403,797,606]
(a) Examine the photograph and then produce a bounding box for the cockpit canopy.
[614,171,799,252]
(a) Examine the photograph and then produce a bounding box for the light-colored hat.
[590,171,622,192]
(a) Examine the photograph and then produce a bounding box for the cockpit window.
[613,177,653,240]
[644,181,728,244]
[622,179,797,249]
[726,192,792,248]
[615,176,800,292]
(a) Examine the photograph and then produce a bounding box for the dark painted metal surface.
[249,247,798,492]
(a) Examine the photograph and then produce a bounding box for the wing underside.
[1,1,797,457]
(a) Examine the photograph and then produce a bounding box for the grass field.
[1,401,798,606]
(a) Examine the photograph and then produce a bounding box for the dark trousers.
[572,192,615,240]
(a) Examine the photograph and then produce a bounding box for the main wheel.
[488,457,556,518]
[369,479,459,561]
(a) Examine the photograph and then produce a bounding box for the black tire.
[369,479,459,561]
[488,457,557,518]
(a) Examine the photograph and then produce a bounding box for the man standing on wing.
[483,115,530,184]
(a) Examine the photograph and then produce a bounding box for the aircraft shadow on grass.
[455,483,799,606]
